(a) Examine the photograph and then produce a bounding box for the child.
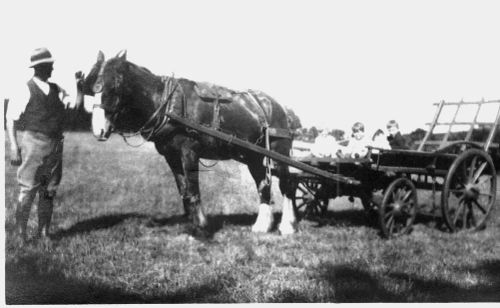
[371,128,391,151]
[341,122,370,159]
[386,120,409,149]
[312,129,340,157]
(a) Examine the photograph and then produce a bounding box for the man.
[6,47,83,241]
[386,120,409,150]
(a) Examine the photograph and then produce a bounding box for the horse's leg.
[276,161,298,235]
[180,145,208,232]
[162,153,191,217]
[247,156,274,233]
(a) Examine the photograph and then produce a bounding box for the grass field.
[4,132,500,303]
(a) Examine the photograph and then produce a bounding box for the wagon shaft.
[167,112,361,185]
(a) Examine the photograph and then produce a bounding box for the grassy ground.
[4,132,500,303]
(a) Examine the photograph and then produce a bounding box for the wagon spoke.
[392,191,399,202]
[297,185,308,194]
[452,199,465,225]
[479,192,494,198]
[462,201,468,230]
[472,162,488,184]
[449,189,465,196]
[384,209,395,220]
[461,160,468,181]
[472,199,487,214]
[455,181,466,190]
[402,190,412,202]
[467,204,477,227]
[295,201,307,210]
[388,216,395,234]
[476,175,492,186]
[468,156,478,182]
[303,185,315,195]
[402,201,414,215]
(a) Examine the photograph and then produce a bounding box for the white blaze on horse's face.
[91,93,111,141]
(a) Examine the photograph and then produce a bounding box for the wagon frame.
[291,99,500,237]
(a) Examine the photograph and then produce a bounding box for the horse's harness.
[91,66,291,168]
[92,66,182,143]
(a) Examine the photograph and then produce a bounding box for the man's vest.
[21,79,65,138]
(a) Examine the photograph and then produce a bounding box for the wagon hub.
[392,202,404,216]
[464,183,479,200]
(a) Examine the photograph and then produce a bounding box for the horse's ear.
[97,50,105,63]
[116,49,127,61]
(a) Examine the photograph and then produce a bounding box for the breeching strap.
[245,91,273,193]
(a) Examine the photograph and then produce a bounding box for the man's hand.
[10,146,22,166]
[75,71,84,80]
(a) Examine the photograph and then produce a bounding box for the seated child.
[371,128,391,152]
[311,129,341,157]
[386,120,409,149]
[340,122,370,159]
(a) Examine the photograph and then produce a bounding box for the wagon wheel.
[379,178,418,238]
[441,149,497,232]
[292,178,329,221]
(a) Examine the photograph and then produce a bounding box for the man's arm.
[6,119,21,166]
[6,85,29,166]
[59,72,85,110]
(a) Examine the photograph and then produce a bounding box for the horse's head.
[83,50,131,141]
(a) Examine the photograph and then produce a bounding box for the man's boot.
[15,198,32,241]
[37,193,55,238]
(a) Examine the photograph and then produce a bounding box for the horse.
[81,50,301,237]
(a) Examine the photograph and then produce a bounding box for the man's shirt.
[6,77,75,121]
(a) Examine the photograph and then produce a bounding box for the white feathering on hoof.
[279,197,298,235]
[252,203,274,233]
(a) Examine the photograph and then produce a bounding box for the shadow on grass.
[6,254,236,304]
[49,212,259,241]
[318,263,403,302]
[299,260,500,302]
[388,259,500,302]
[6,254,144,304]
[51,212,149,239]
[309,208,452,236]
[307,208,375,228]
[49,208,383,240]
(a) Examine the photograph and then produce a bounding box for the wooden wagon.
[290,99,500,237]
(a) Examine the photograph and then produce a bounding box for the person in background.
[6,47,84,241]
[386,120,409,149]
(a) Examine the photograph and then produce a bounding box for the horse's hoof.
[278,222,297,235]
[252,204,274,233]
[184,225,212,240]
[251,223,272,233]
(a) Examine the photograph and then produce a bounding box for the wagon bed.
[290,99,500,237]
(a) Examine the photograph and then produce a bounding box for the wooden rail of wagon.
[417,99,500,151]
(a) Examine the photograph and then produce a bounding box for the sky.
[2,0,500,134]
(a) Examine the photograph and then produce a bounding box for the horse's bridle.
[91,61,180,142]
[92,60,106,95]
[91,60,126,128]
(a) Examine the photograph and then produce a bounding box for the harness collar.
[133,76,179,140]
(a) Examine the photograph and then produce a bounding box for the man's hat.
[29,47,54,67]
